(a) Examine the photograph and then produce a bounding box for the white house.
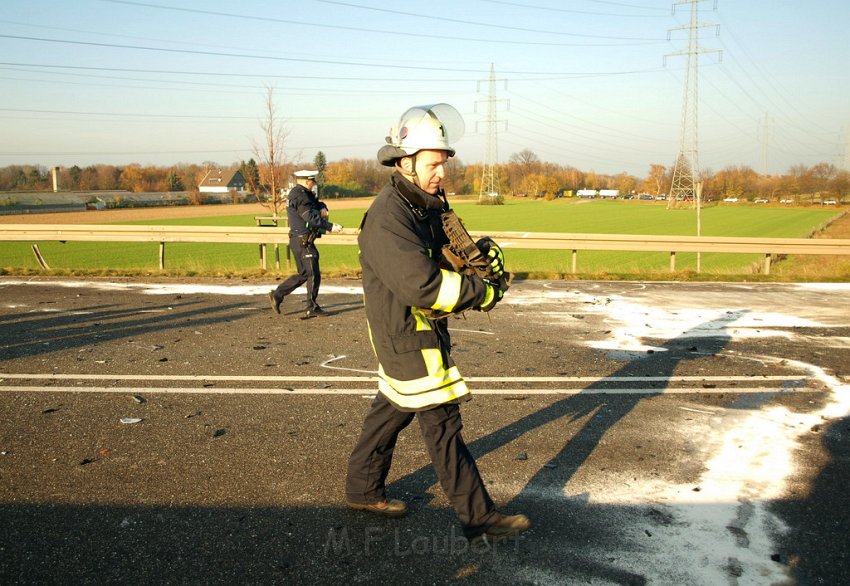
[198,168,247,194]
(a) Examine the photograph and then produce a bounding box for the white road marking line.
[451,328,495,335]
[320,355,377,374]
[1,373,376,382]
[679,406,717,414]
[0,373,807,383]
[0,386,821,395]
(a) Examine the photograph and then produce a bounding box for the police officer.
[268,169,342,319]
[345,104,530,544]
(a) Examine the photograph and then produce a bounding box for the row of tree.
[321,154,850,202]
[0,163,199,194]
[1,155,847,203]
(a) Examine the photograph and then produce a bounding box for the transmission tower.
[476,63,508,203]
[665,0,721,208]
[758,112,774,175]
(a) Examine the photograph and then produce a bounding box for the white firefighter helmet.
[377,103,465,166]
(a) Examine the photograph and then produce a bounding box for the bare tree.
[253,85,289,216]
[509,148,540,166]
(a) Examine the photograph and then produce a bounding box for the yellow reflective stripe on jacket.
[377,362,470,410]
[481,285,495,308]
[431,269,461,313]
[410,307,432,331]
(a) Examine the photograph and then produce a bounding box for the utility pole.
[843,124,850,172]
[665,0,721,209]
[758,113,774,175]
[696,181,703,273]
[476,63,508,204]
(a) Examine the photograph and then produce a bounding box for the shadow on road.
[3,307,838,584]
[0,300,252,360]
[773,412,850,584]
[390,311,745,507]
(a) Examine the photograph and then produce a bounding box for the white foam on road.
[5,278,849,583]
[601,361,849,585]
[0,279,363,297]
[543,283,850,585]
[493,284,849,583]
[792,282,850,292]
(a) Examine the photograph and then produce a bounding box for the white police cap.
[293,169,319,178]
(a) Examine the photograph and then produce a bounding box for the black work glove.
[476,237,505,279]
[478,283,504,312]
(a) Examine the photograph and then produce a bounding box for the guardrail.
[1,224,849,274]
[0,224,357,271]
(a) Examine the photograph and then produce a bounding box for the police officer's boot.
[302,306,327,319]
[268,291,283,314]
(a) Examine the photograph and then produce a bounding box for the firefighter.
[345,104,530,544]
[268,169,342,319]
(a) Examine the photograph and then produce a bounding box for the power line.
[0,69,469,97]
[0,61,477,83]
[479,0,666,17]
[508,86,676,139]
[714,10,834,136]
[98,0,661,47]
[0,35,665,76]
[315,0,664,39]
[585,0,669,10]
[0,107,385,122]
[0,60,664,85]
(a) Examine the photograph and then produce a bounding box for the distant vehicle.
[754,198,769,203]
[655,195,667,200]
[638,194,654,200]
[823,200,837,205]
[622,194,635,200]
[576,189,598,198]
[779,199,793,204]
[723,197,739,203]
[599,189,619,199]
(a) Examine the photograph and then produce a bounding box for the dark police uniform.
[345,171,502,539]
[271,183,333,314]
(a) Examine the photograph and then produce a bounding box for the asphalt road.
[1,277,849,585]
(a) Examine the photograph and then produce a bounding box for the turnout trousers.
[346,393,498,538]
[273,235,321,310]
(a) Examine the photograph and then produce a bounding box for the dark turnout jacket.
[286,184,332,237]
[358,172,492,411]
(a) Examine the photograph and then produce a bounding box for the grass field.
[1,199,846,280]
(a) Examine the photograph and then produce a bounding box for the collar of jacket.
[289,184,315,200]
[391,171,447,214]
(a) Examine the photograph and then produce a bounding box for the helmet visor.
[393,103,465,151]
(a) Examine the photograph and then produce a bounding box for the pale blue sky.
[1,0,847,177]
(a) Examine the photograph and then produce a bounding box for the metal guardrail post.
[4,225,850,274]
[31,244,50,270]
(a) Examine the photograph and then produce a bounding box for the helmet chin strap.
[400,154,421,189]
